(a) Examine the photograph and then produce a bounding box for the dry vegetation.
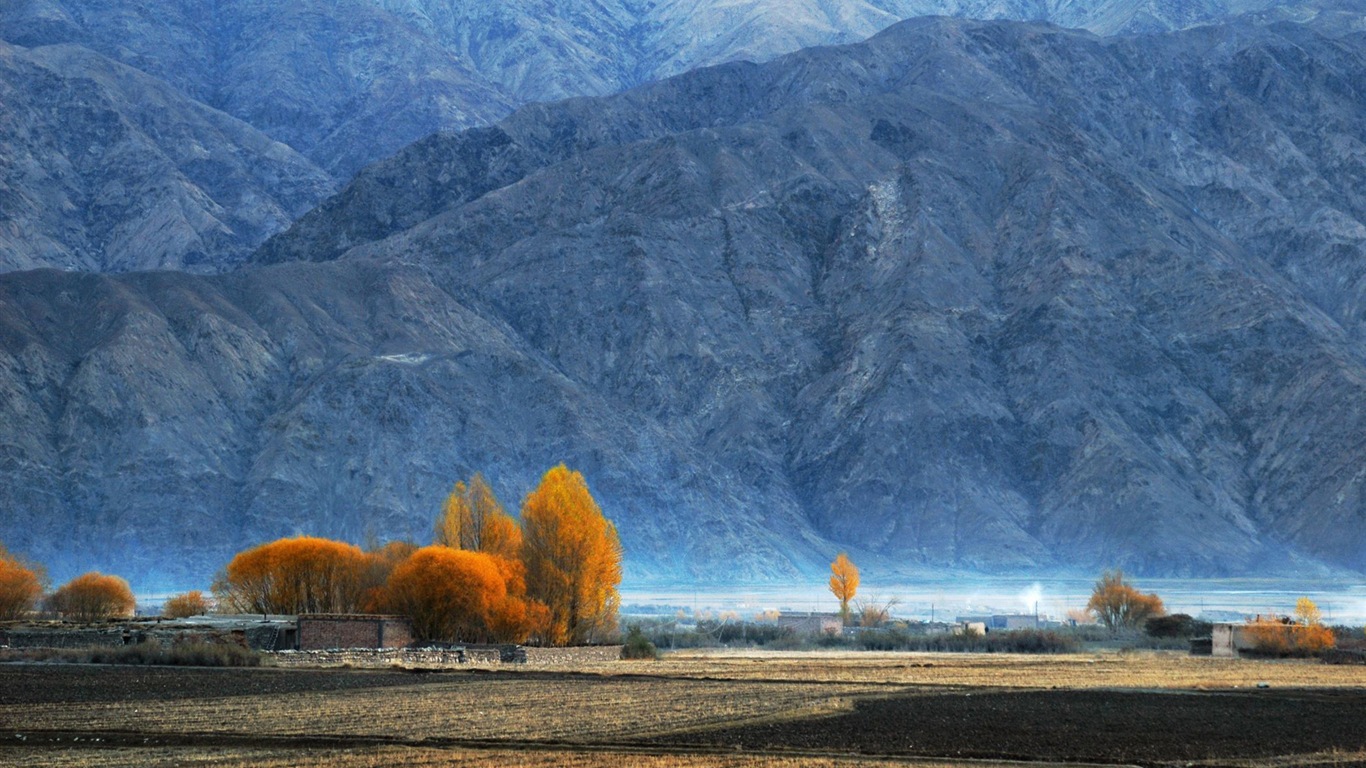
[4,649,1366,767]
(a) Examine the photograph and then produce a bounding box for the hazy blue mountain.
[0,0,1298,179]
[0,0,1329,274]
[0,41,334,273]
[3,13,1365,590]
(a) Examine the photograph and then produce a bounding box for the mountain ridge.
[4,14,1366,589]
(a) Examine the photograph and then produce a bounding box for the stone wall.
[522,645,623,664]
[0,628,129,649]
[0,620,295,651]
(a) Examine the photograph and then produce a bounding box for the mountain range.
[1,0,1324,274]
[3,5,1366,590]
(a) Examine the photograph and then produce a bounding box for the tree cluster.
[0,545,146,624]
[213,464,621,646]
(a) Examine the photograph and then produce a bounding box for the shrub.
[47,572,135,622]
[1245,615,1337,657]
[162,590,211,619]
[30,642,261,667]
[620,625,659,660]
[859,628,1079,654]
[1145,613,1212,639]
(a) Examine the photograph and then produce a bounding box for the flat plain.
[3,650,1366,767]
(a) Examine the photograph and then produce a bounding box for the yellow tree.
[381,546,546,643]
[436,473,523,560]
[521,465,622,645]
[0,545,45,620]
[162,591,211,619]
[1294,596,1323,626]
[1086,570,1164,631]
[828,553,859,625]
[48,572,135,622]
[212,536,372,615]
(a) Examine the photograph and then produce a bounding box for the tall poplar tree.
[521,464,622,645]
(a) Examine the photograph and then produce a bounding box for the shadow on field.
[650,687,1366,764]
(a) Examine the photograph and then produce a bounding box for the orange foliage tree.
[213,536,373,615]
[48,572,135,622]
[828,553,860,625]
[435,474,523,560]
[381,546,546,643]
[360,539,419,611]
[1086,570,1164,631]
[162,590,211,619]
[521,465,622,646]
[0,545,45,620]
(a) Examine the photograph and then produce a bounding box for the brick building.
[297,614,414,650]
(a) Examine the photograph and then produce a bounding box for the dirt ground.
[2,651,1365,767]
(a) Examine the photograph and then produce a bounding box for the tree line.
[0,464,621,647]
[0,546,135,623]
[213,464,621,646]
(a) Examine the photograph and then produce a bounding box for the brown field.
[3,650,1366,767]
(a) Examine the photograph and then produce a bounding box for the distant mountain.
[3,14,1364,590]
[0,0,1330,274]
[0,41,334,273]
[0,0,1297,180]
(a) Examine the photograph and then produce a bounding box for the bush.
[7,642,260,667]
[859,628,1080,654]
[620,625,659,660]
[162,590,211,619]
[1244,616,1337,657]
[1145,613,1212,639]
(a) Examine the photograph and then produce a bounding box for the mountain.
[0,41,335,273]
[0,1,1326,276]
[4,13,1366,590]
[0,1,1297,181]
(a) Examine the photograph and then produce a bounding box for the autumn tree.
[0,545,45,620]
[1086,570,1164,631]
[521,464,622,646]
[360,539,419,611]
[435,474,523,560]
[48,572,135,622]
[828,553,859,625]
[1294,596,1323,626]
[213,536,373,615]
[162,590,211,619]
[381,546,546,643]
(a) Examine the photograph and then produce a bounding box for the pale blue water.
[621,577,1366,624]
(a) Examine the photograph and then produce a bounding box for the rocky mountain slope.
[3,14,1364,589]
[0,1,1328,275]
[0,41,335,273]
[0,1,1292,179]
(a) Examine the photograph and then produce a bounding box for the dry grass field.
[3,650,1366,767]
